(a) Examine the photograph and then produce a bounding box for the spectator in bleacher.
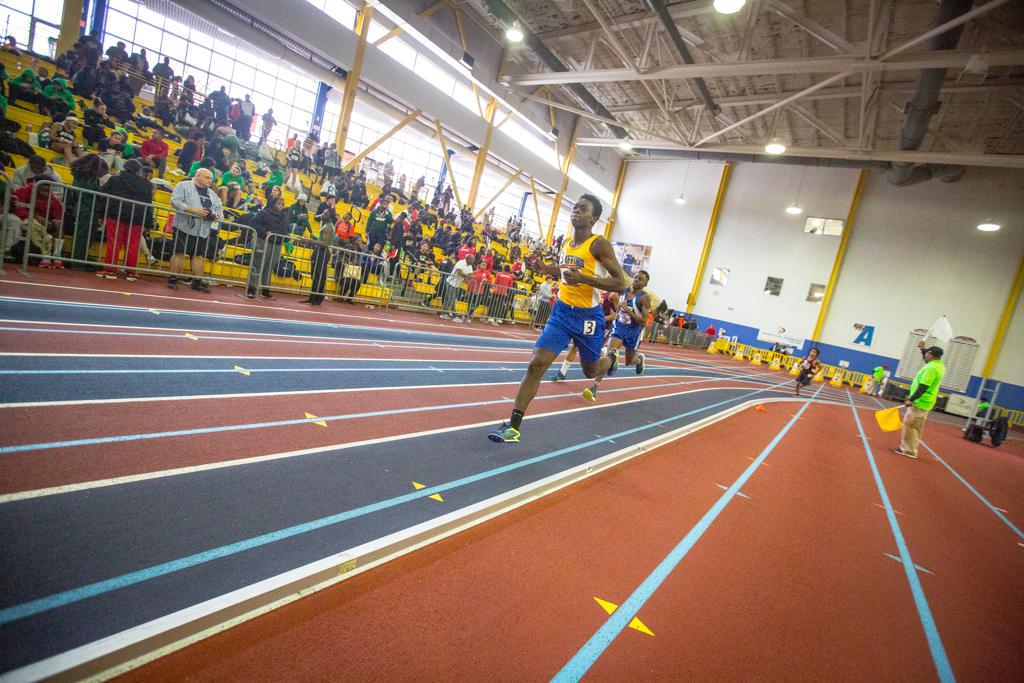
[82,101,114,146]
[366,196,394,249]
[440,185,453,215]
[41,78,74,119]
[3,35,23,58]
[298,200,341,306]
[11,181,63,268]
[441,253,474,323]
[104,82,135,122]
[259,109,276,145]
[12,155,60,189]
[105,41,129,67]
[284,142,302,191]
[152,56,173,98]
[188,156,218,181]
[128,49,149,95]
[350,172,369,207]
[245,195,288,299]
[263,162,284,197]
[235,94,256,141]
[222,183,259,217]
[168,168,222,292]
[97,130,126,176]
[140,129,169,179]
[335,230,363,304]
[177,131,204,174]
[97,159,154,281]
[208,85,231,123]
[314,194,337,234]
[324,143,341,179]
[490,264,517,324]
[65,153,109,267]
[216,162,244,201]
[8,68,43,109]
[50,116,84,164]
[180,75,196,106]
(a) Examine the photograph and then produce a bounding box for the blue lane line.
[919,441,1024,542]
[846,391,955,683]
[0,372,771,454]
[550,384,824,683]
[0,380,792,626]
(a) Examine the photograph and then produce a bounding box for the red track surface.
[119,403,1024,681]
[4,269,1022,679]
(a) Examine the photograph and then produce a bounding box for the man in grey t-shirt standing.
[168,168,223,293]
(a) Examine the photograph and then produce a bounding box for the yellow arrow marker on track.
[184,333,198,341]
[234,365,250,376]
[594,597,654,636]
[412,481,443,502]
[305,412,328,427]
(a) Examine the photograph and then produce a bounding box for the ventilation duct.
[887,0,973,186]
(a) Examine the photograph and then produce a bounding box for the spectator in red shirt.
[457,241,477,262]
[13,182,65,267]
[488,264,517,324]
[706,324,716,336]
[140,129,169,179]
[480,247,494,271]
[468,265,492,322]
[510,258,523,275]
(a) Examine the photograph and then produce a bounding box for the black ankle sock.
[510,409,524,430]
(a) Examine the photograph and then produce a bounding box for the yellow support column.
[982,254,1024,377]
[57,0,84,58]
[603,159,629,240]
[341,109,422,174]
[545,144,576,245]
[467,98,498,210]
[434,121,464,210]
[685,163,732,314]
[335,5,374,154]
[475,168,522,221]
[811,169,867,341]
[529,176,544,238]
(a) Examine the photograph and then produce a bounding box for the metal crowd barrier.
[255,232,390,307]
[0,170,11,276]
[386,259,535,326]
[14,180,257,287]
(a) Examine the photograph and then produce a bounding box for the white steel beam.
[572,137,1024,168]
[502,48,1024,86]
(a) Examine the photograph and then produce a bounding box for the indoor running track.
[0,273,1021,682]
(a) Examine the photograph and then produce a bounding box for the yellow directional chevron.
[304,412,328,427]
[234,365,250,376]
[184,333,198,340]
[594,597,654,636]
[412,481,444,502]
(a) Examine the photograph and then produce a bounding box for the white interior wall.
[693,163,861,341]
[992,284,1024,385]
[612,160,726,307]
[820,168,1024,380]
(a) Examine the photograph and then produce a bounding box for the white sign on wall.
[757,325,806,349]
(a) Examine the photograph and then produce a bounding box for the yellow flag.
[874,407,902,432]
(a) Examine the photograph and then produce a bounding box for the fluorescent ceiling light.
[764,137,786,155]
[785,204,803,215]
[674,195,686,205]
[618,140,633,152]
[713,0,747,14]
[976,222,1000,232]
[505,22,524,43]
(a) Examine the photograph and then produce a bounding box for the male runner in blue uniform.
[584,270,651,402]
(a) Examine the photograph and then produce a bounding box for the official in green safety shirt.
[893,343,945,459]
[867,364,888,396]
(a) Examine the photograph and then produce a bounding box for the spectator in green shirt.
[217,162,244,202]
[8,68,42,109]
[41,78,75,118]
[894,343,945,459]
[189,156,220,181]
[263,162,284,198]
[866,364,888,397]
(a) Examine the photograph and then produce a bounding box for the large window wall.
[0,0,62,57]
[103,0,318,147]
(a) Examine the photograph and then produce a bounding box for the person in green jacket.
[262,162,284,199]
[894,343,945,459]
[867,364,888,396]
[41,77,75,118]
[8,68,42,108]
[365,195,394,249]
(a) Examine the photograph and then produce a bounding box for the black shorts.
[173,231,209,257]
[286,158,302,169]
[797,369,813,386]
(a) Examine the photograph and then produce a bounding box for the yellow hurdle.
[769,355,782,370]
[750,353,762,366]
[813,368,825,382]
[789,364,800,376]
[829,373,844,388]
[733,349,745,361]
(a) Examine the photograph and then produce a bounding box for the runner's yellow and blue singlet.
[558,233,607,308]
